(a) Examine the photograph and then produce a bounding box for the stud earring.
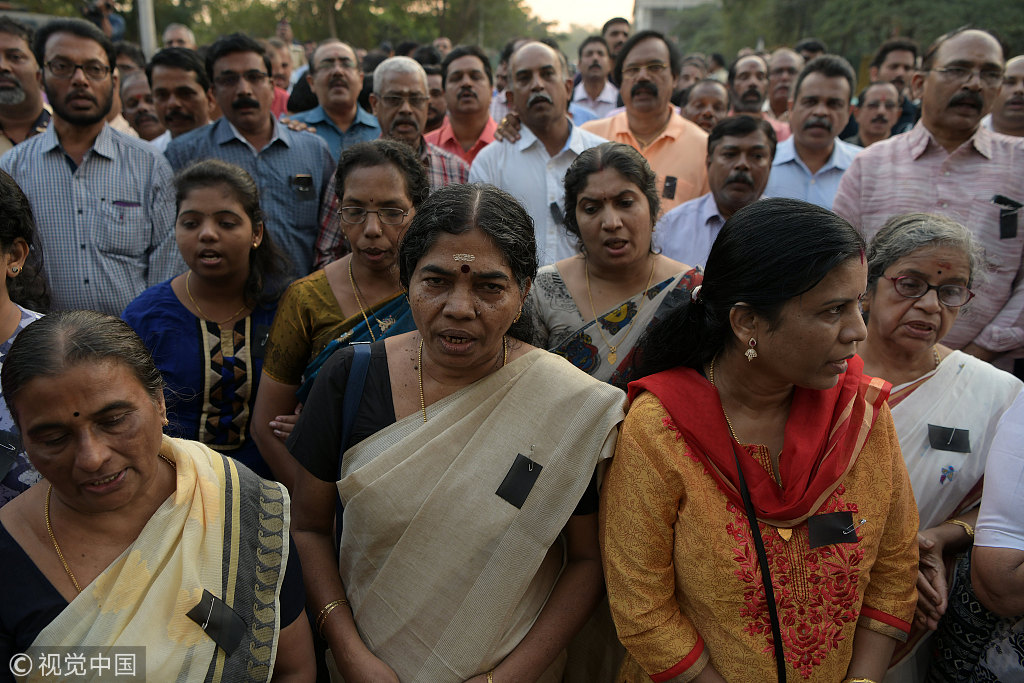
[745,338,758,361]
[10,266,19,274]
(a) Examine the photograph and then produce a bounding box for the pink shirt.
[833,123,1024,358]
[424,116,497,165]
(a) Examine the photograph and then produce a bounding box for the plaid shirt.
[0,123,181,314]
[313,139,469,268]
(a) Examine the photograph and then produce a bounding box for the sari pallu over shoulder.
[26,436,290,683]
[336,350,626,683]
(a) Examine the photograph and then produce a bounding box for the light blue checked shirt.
[290,104,380,162]
[165,116,334,276]
[0,123,181,315]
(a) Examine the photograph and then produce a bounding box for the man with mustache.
[425,44,496,164]
[681,78,730,133]
[120,72,165,142]
[0,17,49,157]
[868,38,919,135]
[0,18,181,314]
[572,36,618,119]
[988,55,1024,136]
[313,56,467,267]
[843,81,900,148]
[146,47,214,153]
[835,28,1024,372]
[582,30,709,213]
[165,32,333,277]
[470,41,606,265]
[727,53,790,141]
[763,54,859,209]
[656,115,775,268]
[290,39,380,162]
[765,48,803,123]
[423,65,446,133]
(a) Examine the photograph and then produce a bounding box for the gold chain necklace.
[709,356,793,542]
[185,271,248,326]
[418,335,507,422]
[46,454,176,593]
[585,256,657,366]
[348,259,380,342]
[932,347,941,369]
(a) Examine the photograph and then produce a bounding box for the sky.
[523,0,635,32]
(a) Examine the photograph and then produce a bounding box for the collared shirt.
[424,115,497,164]
[572,80,619,119]
[729,108,791,141]
[763,136,861,209]
[469,122,607,265]
[290,104,381,162]
[150,128,172,153]
[0,107,50,158]
[108,113,138,138]
[313,139,469,268]
[834,122,1024,357]
[654,192,726,268]
[0,123,181,314]
[490,92,509,123]
[582,111,709,214]
[165,116,334,276]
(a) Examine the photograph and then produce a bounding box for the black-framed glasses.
[622,61,669,79]
[213,70,270,88]
[378,93,430,108]
[45,59,110,81]
[926,66,1003,88]
[885,275,974,307]
[338,207,410,225]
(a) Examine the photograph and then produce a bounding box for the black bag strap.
[731,442,787,683]
[335,342,372,549]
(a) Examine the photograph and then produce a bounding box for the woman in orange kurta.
[600,198,919,683]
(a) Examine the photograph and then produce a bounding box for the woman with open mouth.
[123,159,289,481]
[252,139,426,490]
[529,142,700,391]
[288,183,625,683]
[856,213,1022,682]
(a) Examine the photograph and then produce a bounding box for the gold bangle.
[844,678,879,683]
[316,597,349,636]
[487,671,494,683]
[944,518,975,538]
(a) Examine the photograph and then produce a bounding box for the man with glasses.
[582,30,708,213]
[291,39,379,161]
[313,57,467,267]
[0,18,181,314]
[764,48,803,124]
[835,28,1024,373]
[843,82,900,148]
[165,32,334,277]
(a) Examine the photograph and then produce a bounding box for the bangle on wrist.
[844,678,879,683]
[944,518,975,539]
[316,597,349,636]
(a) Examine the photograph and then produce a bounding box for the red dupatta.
[628,354,891,527]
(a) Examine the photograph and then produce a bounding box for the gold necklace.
[709,356,793,542]
[46,454,176,593]
[185,271,248,325]
[932,347,941,370]
[418,335,507,422]
[585,256,657,366]
[348,259,380,342]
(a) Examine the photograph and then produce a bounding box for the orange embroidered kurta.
[600,392,919,682]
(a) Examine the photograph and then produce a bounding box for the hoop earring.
[745,338,758,362]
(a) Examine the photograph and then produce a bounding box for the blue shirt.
[290,105,380,161]
[763,137,862,210]
[654,192,726,268]
[0,123,181,314]
[165,117,334,276]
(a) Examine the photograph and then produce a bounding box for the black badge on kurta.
[187,589,247,655]
[495,453,542,509]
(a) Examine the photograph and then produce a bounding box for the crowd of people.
[0,8,1021,683]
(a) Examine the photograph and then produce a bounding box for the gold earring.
[745,338,758,361]
[513,308,522,324]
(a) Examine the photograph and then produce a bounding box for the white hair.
[373,56,427,93]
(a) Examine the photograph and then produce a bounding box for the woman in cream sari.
[856,213,1023,681]
[0,311,312,682]
[288,184,626,682]
[529,143,700,389]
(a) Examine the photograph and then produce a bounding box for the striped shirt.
[0,123,181,314]
[833,122,1024,357]
[313,139,468,268]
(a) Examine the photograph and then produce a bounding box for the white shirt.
[572,80,619,120]
[654,192,726,267]
[470,123,607,265]
[151,129,172,153]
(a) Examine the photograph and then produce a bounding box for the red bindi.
[461,264,470,273]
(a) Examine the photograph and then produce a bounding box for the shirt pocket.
[97,200,147,257]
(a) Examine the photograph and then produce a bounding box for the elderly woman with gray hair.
[856,212,1023,681]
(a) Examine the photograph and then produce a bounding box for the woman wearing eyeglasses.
[856,213,1023,681]
[251,140,427,489]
